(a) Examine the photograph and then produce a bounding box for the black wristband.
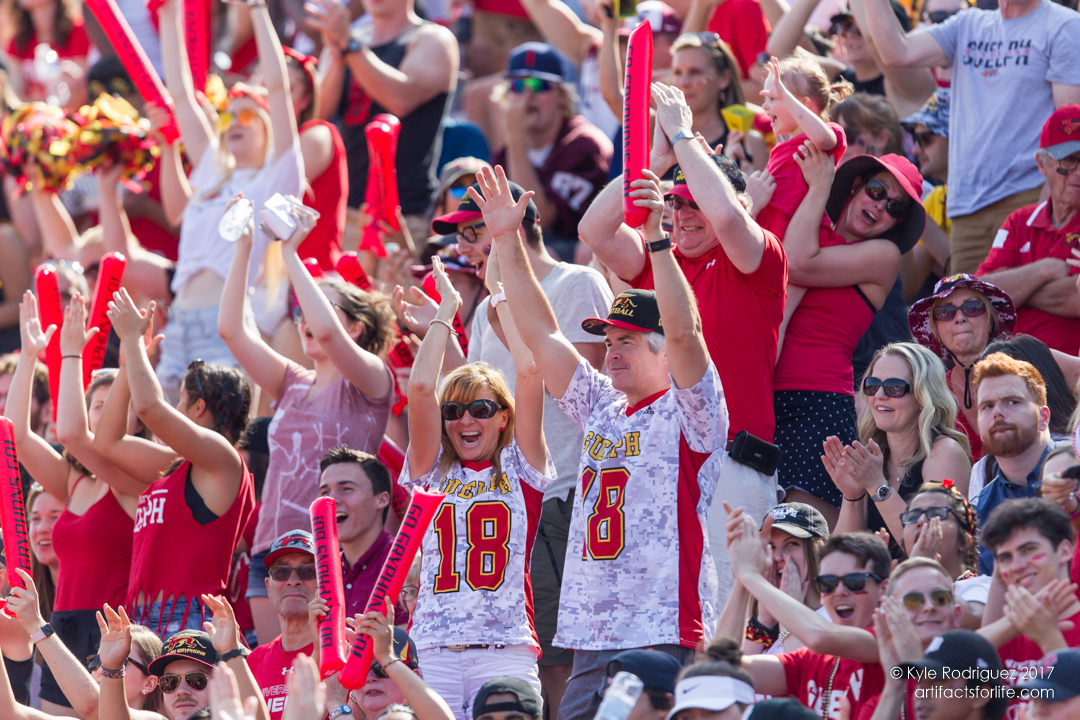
[62,354,82,360]
[843,492,869,502]
[646,234,672,253]
[221,647,250,662]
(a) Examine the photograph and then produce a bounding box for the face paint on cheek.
[853,590,870,595]
[1031,553,1048,563]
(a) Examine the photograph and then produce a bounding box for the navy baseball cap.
[264,530,315,567]
[606,650,681,694]
[473,677,542,720]
[1015,649,1080,701]
[507,42,568,84]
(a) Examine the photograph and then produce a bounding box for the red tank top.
[949,369,983,460]
[299,119,348,271]
[128,458,255,615]
[51,482,133,611]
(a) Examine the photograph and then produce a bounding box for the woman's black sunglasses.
[814,572,883,594]
[899,505,964,526]
[862,376,912,398]
[87,655,150,675]
[932,299,986,322]
[440,399,504,421]
[863,180,907,219]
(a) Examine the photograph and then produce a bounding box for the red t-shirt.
[997,611,1080,720]
[5,17,90,102]
[625,230,787,442]
[474,0,529,17]
[757,123,848,243]
[778,645,885,720]
[299,119,348,271]
[247,636,315,720]
[707,0,769,79]
[855,680,916,720]
[976,200,1080,355]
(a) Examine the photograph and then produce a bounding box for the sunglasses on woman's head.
[899,505,963,526]
[440,399,503,421]
[87,655,149,675]
[814,571,882,594]
[923,9,958,23]
[267,565,318,582]
[666,196,700,212]
[159,671,209,694]
[862,376,912,398]
[863,180,907,219]
[902,588,954,610]
[510,77,553,94]
[932,299,986,322]
[217,108,259,132]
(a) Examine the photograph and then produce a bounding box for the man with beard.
[970,353,1054,574]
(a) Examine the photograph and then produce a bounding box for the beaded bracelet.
[100,666,125,679]
[745,615,780,649]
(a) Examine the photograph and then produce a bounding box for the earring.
[499,426,505,432]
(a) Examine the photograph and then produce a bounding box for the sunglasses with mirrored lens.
[862,376,912,398]
[510,77,553,94]
[440,399,503,421]
[447,186,469,200]
[267,565,318,582]
[863,180,907,219]
[902,588,954,610]
[217,108,259,132]
[814,572,882,595]
[899,505,962,526]
[923,9,958,23]
[159,671,209,694]
[932,299,986,322]
[666,195,700,212]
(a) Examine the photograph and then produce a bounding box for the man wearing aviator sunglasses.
[145,630,222,720]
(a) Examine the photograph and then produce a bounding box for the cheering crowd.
[0,0,1080,719]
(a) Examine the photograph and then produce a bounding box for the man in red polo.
[977,105,1080,355]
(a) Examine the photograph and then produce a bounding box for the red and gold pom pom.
[0,103,83,194]
[69,93,160,190]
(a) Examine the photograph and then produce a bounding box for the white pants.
[708,451,781,610]
[417,645,541,720]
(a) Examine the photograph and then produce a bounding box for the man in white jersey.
[468,165,727,720]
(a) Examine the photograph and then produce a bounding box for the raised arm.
[202,595,270,720]
[765,0,822,59]
[0,621,52,720]
[761,57,837,151]
[29,188,81,260]
[653,83,767,274]
[158,0,216,165]
[520,0,603,67]
[850,0,949,68]
[98,164,173,302]
[282,206,392,400]
[471,166,583,400]
[249,1,299,159]
[846,0,936,117]
[217,198,290,401]
[682,0,721,33]
[577,178,649,281]
[597,2,623,119]
[96,606,167,720]
[10,292,69,500]
[144,101,194,226]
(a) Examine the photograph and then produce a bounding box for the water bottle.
[33,44,65,105]
[218,200,254,242]
[594,672,644,720]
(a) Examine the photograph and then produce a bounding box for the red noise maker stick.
[302,257,325,280]
[82,252,126,388]
[310,497,347,678]
[336,252,373,291]
[34,266,63,422]
[359,115,402,257]
[183,0,209,90]
[0,418,32,617]
[338,488,442,689]
[622,22,653,229]
[84,0,180,143]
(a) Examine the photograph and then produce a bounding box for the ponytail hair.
[678,638,754,688]
[183,362,252,445]
[778,49,852,121]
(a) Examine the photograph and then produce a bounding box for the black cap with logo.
[148,630,221,676]
[582,289,664,337]
[898,630,1003,686]
[765,503,830,540]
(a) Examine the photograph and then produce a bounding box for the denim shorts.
[156,304,242,403]
[245,549,271,599]
[133,596,207,641]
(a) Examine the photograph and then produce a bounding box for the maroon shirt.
[342,530,411,624]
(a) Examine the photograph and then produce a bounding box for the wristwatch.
[646,234,672,253]
[670,128,693,145]
[329,705,354,720]
[343,37,363,56]
[30,624,55,644]
[872,482,893,503]
[490,291,507,309]
[221,647,250,662]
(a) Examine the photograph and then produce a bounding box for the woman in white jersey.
[402,256,554,720]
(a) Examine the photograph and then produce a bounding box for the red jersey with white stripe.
[400,441,555,651]
[553,360,728,651]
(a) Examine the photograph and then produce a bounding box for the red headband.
[282,45,318,68]
[228,85,270,112]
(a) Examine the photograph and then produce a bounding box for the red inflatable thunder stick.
[34,266,63,422]
[311,497,347,678]
[303,257,325,280]
[84,0,180,143]
[183,0,210,91]
[359,114,402,257]
[82,252,126,388]
[338,488,442,689]
[622,22,653,229]
[0,418,32,617]
[336,252,374,291]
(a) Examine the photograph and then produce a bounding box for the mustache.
[988,422,1018,433]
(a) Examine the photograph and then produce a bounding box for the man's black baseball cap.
[606,649,681,694]
[473,677,542,720]
[898,630,1002,686]
[582,289,664,337]
[431,181,539,236]
[766,503,830,540]
[667,154,746,203]
[1016,648,1080,701]
[746,698,819,720]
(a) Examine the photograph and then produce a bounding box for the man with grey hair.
[976,105,1080,356]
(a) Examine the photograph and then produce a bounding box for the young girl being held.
[757,54,853,356]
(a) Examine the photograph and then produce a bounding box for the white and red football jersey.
[401,441,555,651]
[553,360,728,651]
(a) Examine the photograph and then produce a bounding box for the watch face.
[876,485,891,501]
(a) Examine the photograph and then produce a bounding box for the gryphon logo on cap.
[167,636,201,652]
[610,295,638,318]
[674,168,687,185]
[770,507,799,520]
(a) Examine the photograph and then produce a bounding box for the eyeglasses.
[922,9,958,23]
[899,505,964,526]
[401,585,419,601]
[912,130,939,148]
[217,108,259,132]
[456,222,487,245]
[87,655,149,675]
[830,18,861,37]
[862,376,912,398]
[1054,155,1080,175]
[267,565,318,582]
[447,186,469,200]
[814,572,883,594]
[863,180,908,219]
[901,588,954,610]
[187,359,206,399]
[370,660,414,678]
[510,77,553,94]
[932,299,987,322]
[441,399,504,421]
[159,671,209,694]
[291,302,356,324]
[666,196,699,212]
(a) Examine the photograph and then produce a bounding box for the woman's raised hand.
[19,290,55,358]
[469,165,535,239]
[59,292,98,357]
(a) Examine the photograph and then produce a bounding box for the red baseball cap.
[1039,104,1080,160]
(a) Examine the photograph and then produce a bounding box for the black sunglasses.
[902,588,953,610]
[912,130,940,148]
[933,299,986,322]
[899,505,964,526]
[923,9,958,23]
[268,565,318,582]
[830,18,861,36]
[87,655,150,675]
[862,376,912,398]
[863,180,907,219]
[159,671,209,694]
[441,399,504,421]
[814,572,883,595]
[456,222,486,245]
[666,196,700,212]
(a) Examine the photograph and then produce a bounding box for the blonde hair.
[858,343,970,473]
[437,363,515,482]
[671,32,745,109]
[778,49,853,120]
[887,557,955,595]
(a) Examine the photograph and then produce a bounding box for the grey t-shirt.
[468,261,614,502]
[928,2,1080,217]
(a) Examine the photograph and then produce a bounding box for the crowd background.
[0,0,1079,720]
